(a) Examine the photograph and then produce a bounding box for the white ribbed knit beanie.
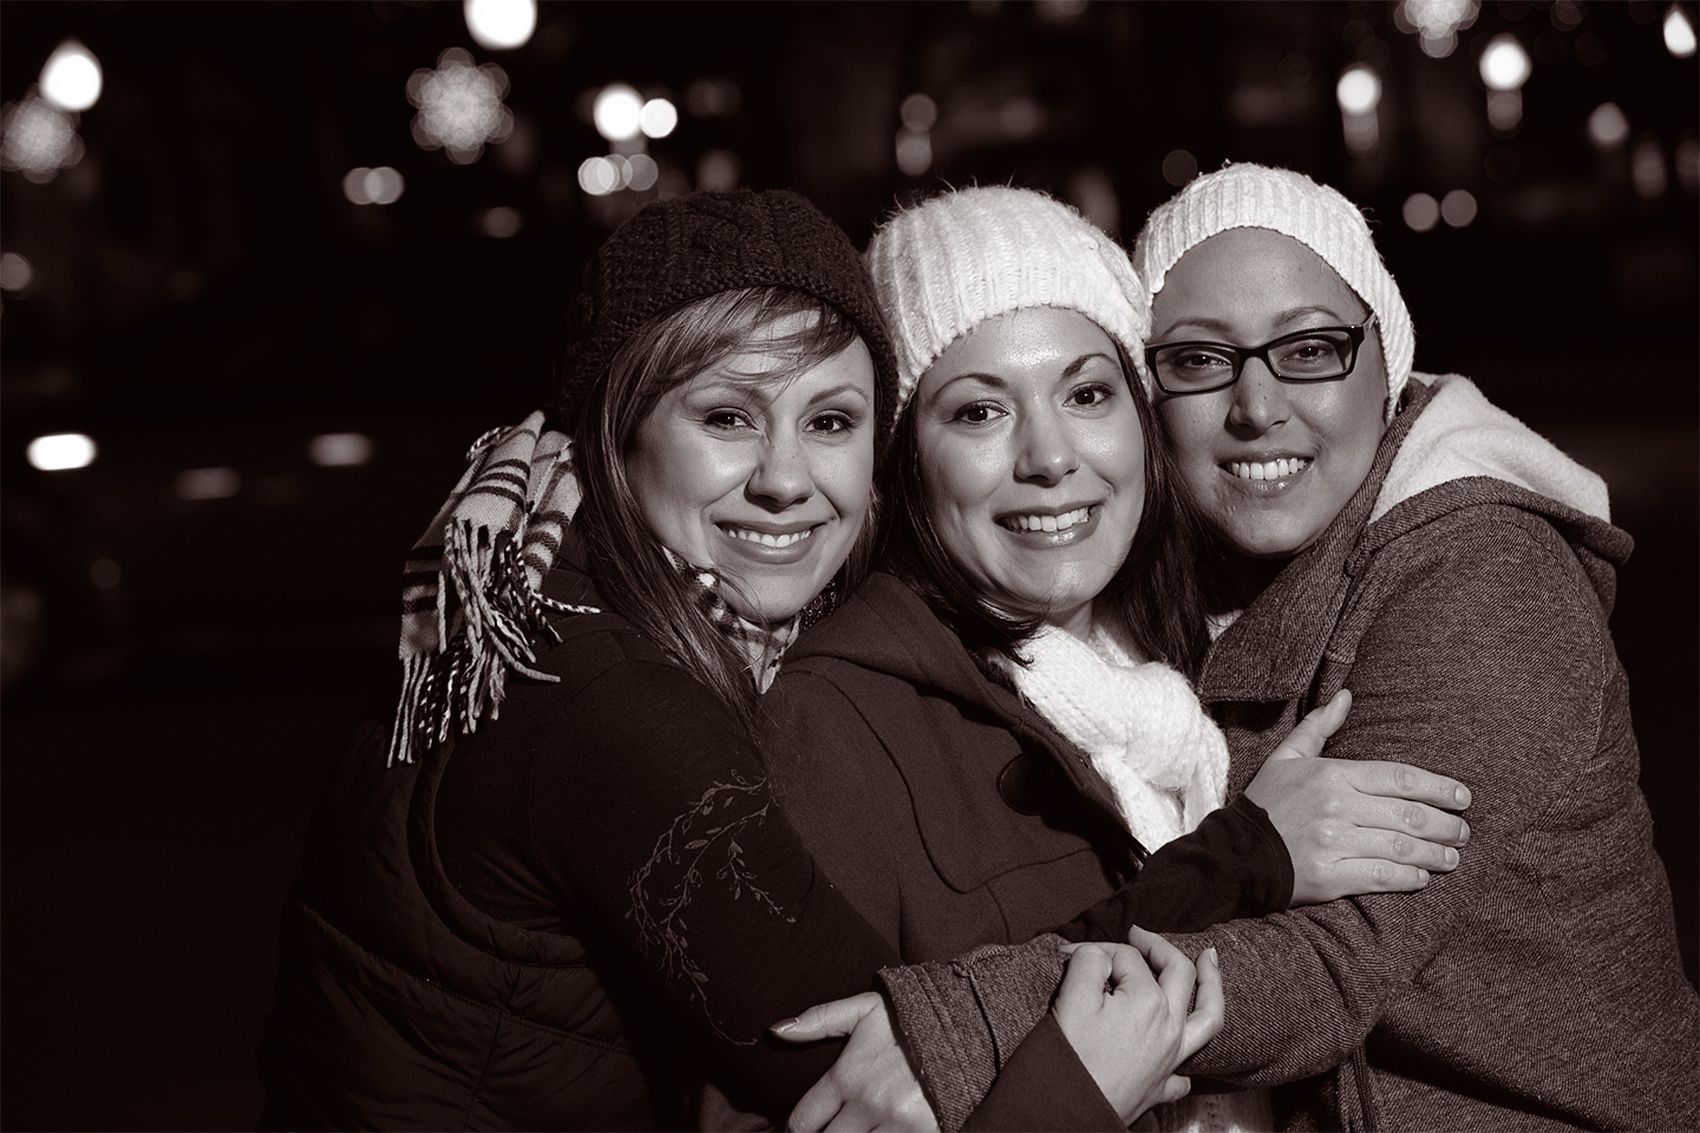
[1133,163,1415,422]
[866,185,1152,432]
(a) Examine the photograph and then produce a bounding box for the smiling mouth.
[1224,457,1312,482]
[997,505,1097,534]
[718,524,819,549]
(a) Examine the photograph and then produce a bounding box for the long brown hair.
[884,343,1211,677]
[571,287,875,733]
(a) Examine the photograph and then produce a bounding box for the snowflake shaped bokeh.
[406,48,513,165]
[1,91,83,183]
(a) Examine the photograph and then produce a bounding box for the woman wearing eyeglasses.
[851,163,1698,1130]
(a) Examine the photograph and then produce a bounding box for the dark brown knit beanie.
[558,189,899,441]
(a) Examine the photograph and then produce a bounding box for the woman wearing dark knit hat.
[809,168,1697,1131]
[760,185,1475,1132]
[258,188,1217,1130]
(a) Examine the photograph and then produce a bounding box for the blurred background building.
[2,2,1694,1127]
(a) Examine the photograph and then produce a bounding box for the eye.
[950,401,1007,426]
[704,409,755,431]
[1065,382,1115,409]
[807,410,861,436]
[1173,348,1233,372]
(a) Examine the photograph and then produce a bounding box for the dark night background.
[1,2,1694,1128]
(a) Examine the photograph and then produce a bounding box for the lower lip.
[997,506,1101,549]
[1221,463,1311,495]
[717,525,824,565]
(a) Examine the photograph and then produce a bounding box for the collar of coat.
[1198,378,1633,706]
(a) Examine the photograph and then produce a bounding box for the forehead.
[923,307,1118,388]
[1152,229,1362,333]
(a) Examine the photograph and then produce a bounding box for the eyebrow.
[924,352,1117,407]
[685,378,869,407]
[1153,305,1354,341]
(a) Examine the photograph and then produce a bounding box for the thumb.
[770,991,882,1043]
[1268,688,1351,762]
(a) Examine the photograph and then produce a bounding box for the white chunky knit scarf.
[993,621,1272,1133]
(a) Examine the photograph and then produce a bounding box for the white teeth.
[1005,507,1092,533]
[725,527,813,548]
[1227,458,1310,482]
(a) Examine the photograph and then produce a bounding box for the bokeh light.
[308,432,374,467]
[578,155,618,196]
[1665,5,1697,58]
[900,93,938,133]
[639,98,677,139]
[27,433,96,471]
[1396,0,1480,58]
[1633,138,1669,198]
[895,130,932,176]
[342,166,405,205]
[593,84,643,142]
[478,206,523,237]
[1336,66,1381,114]
[407,49,513,164]
[626,153,659,192]
[464,0,536,50]
[1403,192,1441,232]
[0,252,34,292]
[1161,149,1198,187]
[0,93,84,183]
[697,149,739,191]
[39,40,102,113]
[175,467,241,501]
[1588,103,1630,147]
[1440,189,1478,227]
[1480,35,1532,90]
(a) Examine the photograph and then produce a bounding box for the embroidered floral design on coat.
[627,772,795,1041]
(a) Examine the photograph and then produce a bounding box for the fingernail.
[771,1017,799,1034]
[1202,947,1218,964]
[1444,847,1459,867]
[1417,869,1431,885]
[1460,821,1471,844]
[1454,784,1472,808]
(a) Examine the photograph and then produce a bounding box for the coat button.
[998,751,1060,816]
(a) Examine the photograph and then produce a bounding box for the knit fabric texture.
[1133,162,1415,423]
[558,188,900,441]
[865,185,1153,430]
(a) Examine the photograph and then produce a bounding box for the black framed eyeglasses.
[1144,315,1378,396]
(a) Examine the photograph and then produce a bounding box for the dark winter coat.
[764,573,1293,1129]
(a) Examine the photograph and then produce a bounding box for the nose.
[1226,356,1292,435]
[1013,407,1079,486]
[746,430,815,509]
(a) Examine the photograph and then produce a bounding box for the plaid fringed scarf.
[390,412,803,766]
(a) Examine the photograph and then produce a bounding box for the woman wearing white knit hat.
[766,184,1474,1131]
[831,166,1697,1131]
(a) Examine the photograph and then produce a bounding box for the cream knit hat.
[1133,163,1415,422]
[866,185,1152,432]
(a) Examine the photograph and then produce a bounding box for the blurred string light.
[627,153,658,190]
[639,98,677,139]
[1440,189,1478,227]
[578,155,619,196]
[593,84,643,142]
[342,166,405,205]
[175,467,241,501]
[0,93,83,183]
[1676,138,1699,192]
[1632,138,1669,198]
[697,150,739,192]
[39,40,102,113]
[0,252,34,292]
[1161,149,1198,187]
[308,432,374,467]
[1549,0,1586,31]
[27,433,95,471]
[407,49,513,164]
[900,93,938,133]
[464,0,536,50]
[1336,65,1381,157]
[1479,34,1531,134]
[1666,5,1698,57]
[1403,192,1441,232]
[1588,102,1630,147]
[1394,0,1479,58]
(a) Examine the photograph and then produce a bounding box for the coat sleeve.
[1056,793,1293,940]
[524,650,902,1118]
[1156,512,1609,1086]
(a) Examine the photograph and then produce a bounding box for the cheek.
[818,439,877,519]
[1156,400,1216,474]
